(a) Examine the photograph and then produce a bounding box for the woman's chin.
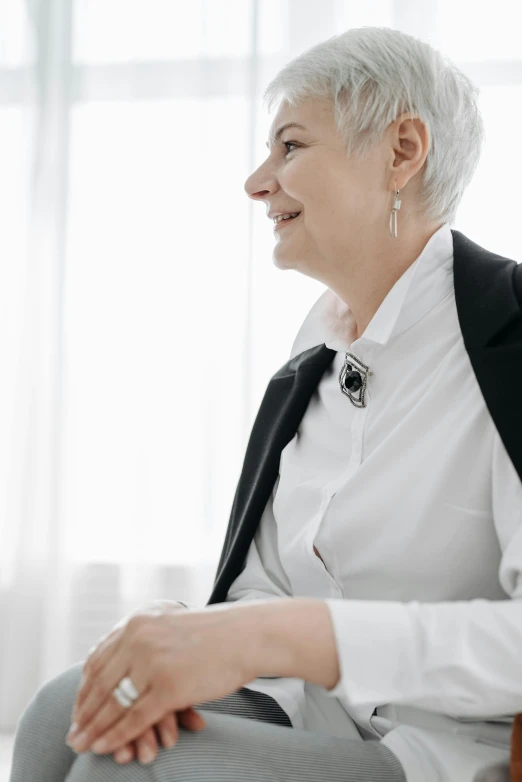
[272,252,296,270]
[272,241,301,268]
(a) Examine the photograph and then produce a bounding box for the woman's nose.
[244,172,266,200]
[244,159,277,200]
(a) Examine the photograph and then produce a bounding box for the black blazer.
[206,229,522,606]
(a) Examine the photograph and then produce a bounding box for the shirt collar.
[290,222,454,358]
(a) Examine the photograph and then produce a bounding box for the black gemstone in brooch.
[338,352,373,408]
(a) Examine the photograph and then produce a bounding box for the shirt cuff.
[320,598,418,705]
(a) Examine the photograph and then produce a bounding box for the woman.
[9,25,520,782]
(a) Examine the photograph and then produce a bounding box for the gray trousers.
[9,661,407,781]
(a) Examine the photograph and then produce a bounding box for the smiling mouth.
[274,213,301,231]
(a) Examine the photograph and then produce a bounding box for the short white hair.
[263,26,485,226]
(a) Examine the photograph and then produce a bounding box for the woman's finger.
[178,708,207,732]
[72,626,126,721]
[135,726,159,765]
[156,711,179,749]
[112,708,206,765]
[154,708,206,750]
[113,742,136,764]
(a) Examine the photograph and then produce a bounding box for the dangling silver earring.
[389,181,401,239]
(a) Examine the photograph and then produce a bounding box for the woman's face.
[244,96,391,284]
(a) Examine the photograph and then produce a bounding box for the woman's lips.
[273,213,301,232]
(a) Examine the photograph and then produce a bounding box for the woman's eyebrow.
[266,122,308,149]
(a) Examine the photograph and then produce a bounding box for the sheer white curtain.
[1,0,521,736]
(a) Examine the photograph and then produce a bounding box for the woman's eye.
[283,141,298,155]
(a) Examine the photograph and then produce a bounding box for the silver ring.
[112,676,140,709]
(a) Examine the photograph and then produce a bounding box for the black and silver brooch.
[338,352,373,408]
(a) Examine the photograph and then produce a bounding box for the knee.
[11,660,87,779]
[66,750,151,782]
[33,661,84,710]
[19,660,84,729]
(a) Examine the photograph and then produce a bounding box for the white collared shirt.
[215,222,522,782]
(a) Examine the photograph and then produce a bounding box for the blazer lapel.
[207,345,336,604]
[206,229,522,606]
[452,229,522,349]
[452,229,522,489]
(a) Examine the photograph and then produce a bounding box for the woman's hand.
[112,704,206,766]
[67,601,254,759]
[70,600,207,766]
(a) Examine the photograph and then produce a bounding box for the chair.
[470,716,521,782]
[512,715,522,781]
